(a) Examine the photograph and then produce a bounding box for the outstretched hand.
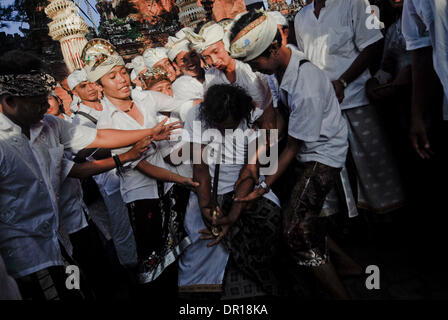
[126,136,152,161]
[151,117,182,141]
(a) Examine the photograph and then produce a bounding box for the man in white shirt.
[294,0,405,215]
[0,49,178,300]
[228,10,350,299]
[402,0,448,159]
[186,21,277,130]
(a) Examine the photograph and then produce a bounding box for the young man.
[186,21,277,130]
[294,0,404,215]
[0,49,177,300]
[178,84,283,299]
[67,67,139,271]
[165,28,205,104]
[143,47,179,82]
[83,38,198,298]
[128,55,149,102]
[228,10,350,299]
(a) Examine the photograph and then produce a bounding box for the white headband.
[229,13,278,62]
[68,68,88,91]
[267,11,289,27]
[185,22,225,53]
[165,27,193,62]
[143,47,169,68]
[131,55,146,75]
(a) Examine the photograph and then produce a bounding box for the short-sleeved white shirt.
[0,113,96,278]
[279,46,348,168]
[204,60,273,113]
[294,0,384,110]
[97,96,175,202]
[402,0,448,120]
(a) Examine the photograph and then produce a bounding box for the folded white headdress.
[267,11,289,27]
[67,68,88,91]
[130,55,146,75]
[143,47,169,68]
[185,22,225,53]
[81,38,125,82]
[229,12,278,62]
[165,27,193,62]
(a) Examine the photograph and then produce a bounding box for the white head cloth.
[82,38,125,82]
[165,27,193,62]
[267,11,288,27]
[229,12,278,62]
[143,47,169,68]
[185,22,225,53]
[67,68,88,91]
[130,55,146,75]
[130,69,137,81]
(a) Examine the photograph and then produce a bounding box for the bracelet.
[113,154,123,177]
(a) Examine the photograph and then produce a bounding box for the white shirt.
[402,0,448,120]
[279,46,348,168]
[204,60,273,114]
[172,75,205,102]
[72,103,102,128]
[294,0,384,110]
[183,107,280,206]
[97,96,176,203]
[0,113,97,278]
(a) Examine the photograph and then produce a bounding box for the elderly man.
[0,49,177,300]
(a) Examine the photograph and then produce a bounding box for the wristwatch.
[339,77,348,88]
[258,181,270,193]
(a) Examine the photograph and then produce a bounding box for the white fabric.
[97,96,185,202]
[67,68,88,91]
[204,59,273,114]
[402,0,448,120]
[0,113,96,278]
[85,54,125,82]
[186,22,225,53]
[143,47,169,69]
[130,69,137,81]
[131,55,146,75]
[267,11,289,27]
[266,74,279,108]
[279,46,348,168]
[172,75,205,102]
[294,0,384,110]
[230,12,278,62]
[165,28,193,62]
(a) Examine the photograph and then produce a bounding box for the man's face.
[148,80,173,97]
[72,81,99,102]
[99,65,131,100]
[153,58,177,82]
[46,95,60,116]
[7,95,50,126]
[175,50,202,78]
[247,53,277,75]
[202,41,232,71]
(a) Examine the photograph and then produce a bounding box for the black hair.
[199,84,253,129]
[0,50,43,75]
[228,9,282,60]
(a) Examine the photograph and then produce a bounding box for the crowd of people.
[0,0,447,301]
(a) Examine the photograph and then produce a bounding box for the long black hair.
[199,84,254,129]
